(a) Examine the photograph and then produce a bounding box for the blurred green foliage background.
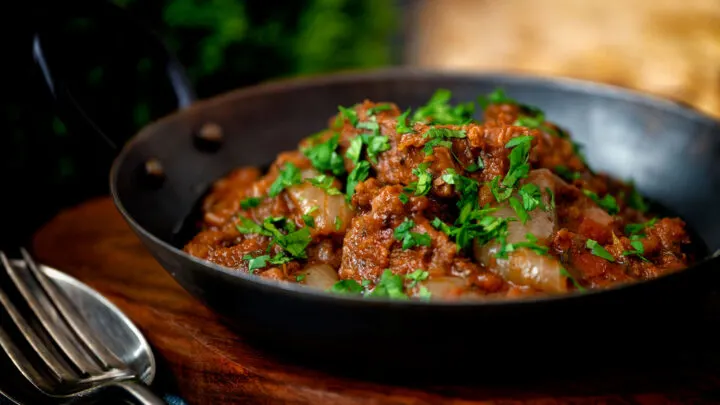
[1,0,402,249]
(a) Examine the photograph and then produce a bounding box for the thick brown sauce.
[183,93,694,300]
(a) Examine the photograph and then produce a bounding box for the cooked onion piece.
[301,264,339,290]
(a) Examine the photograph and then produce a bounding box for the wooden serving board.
[32,197,720,404]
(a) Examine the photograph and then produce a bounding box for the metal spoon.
[0,259,156,404]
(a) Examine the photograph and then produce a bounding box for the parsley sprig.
[413,89,475,125]
[301,133,346,176]
[394,218,432,250]
[236,216,312,261]
[586,239,615,262]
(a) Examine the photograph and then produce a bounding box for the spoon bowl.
[0,260,155,404]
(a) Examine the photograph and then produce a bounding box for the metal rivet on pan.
[139,158,165,189]
[193,122,223,153]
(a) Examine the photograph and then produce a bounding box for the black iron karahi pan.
[33,1,720,381]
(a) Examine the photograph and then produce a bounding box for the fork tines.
[0,248,130,394]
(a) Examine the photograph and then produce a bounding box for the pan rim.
[109,66,720,308]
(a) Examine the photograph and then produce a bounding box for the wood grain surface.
[31,197,720,405]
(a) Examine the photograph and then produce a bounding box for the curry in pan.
[184,89,693,300]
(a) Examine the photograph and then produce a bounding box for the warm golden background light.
[408,0,720,118]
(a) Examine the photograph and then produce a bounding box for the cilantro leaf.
[334,216,342,231]
[396,108,413,134]
[413,89,475,125]
[424,128,467,139]
[301,133,346,176]
[269,162,303,197]
[399,193,409,204]
[625,218,658,236]
[240,197,261,210]
[519,183,543,211]
[478,88,517,110]
[366,269,407,299]
[418,285,432,300]
[367,103,393,115]
[405,162,432,196]
[586,239,615,262]
[393,218,432,250]
[508,196,529,224]
[406,269,429,288]
[502,136,532,188]
[337,105,358,126]
[308,174,342,195]
[422,138,453,155]
[361,134,390,163]
[560,267,586,291]
[279,227,312,258]
[466,156,484,172]
[346,137,363,164]
[242,254,269,273]
[345,161,371,202]
[329,279,364,294]
[554,165,581,182]
[583,190,619,215]
[296,274,306,282]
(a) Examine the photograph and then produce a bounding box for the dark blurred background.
[3,0,718,250]
[1,0,410,250]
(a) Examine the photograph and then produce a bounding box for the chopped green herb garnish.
[301,133,346,176]
[477,88,517,110]
[560,267,586,291]
[586,239,615,262]
[466,157,485,172]
[367,103,393,115]
[546,187,556,210]
[422,138,453,155]
[308,174,342,195]
[301,214,315,228]
[413,89,475,125]
[418,285,432,300]
[393,218,432,250]
[406,269,429,288]
[240,197,261,210]
[237,216,312,259]
[329,279,364,295]
[296,274,306,282]
[405,162,432,196]
[518,183,543,212]
[508,196,529,224]
[242,254,269,273]
[334,216,342,231]
[345,161,371,202]
[582,190,619,215]
[490,176,513,203]
[502,136,533,188]
[366,269,407,299]
[424,127,467,140]
[236,217,264,234]
[399,193,409,204]
[337,105,358,126]
[441,168,480,210]
[622,236,650,262]
[268,162,303,197]
[360,133,390,164]
[346,137,363,164]
[396,108,413,134]
[495,233,549,259]
[625,218,658,236]
[554,165,581,182]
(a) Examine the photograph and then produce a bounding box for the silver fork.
[0,248,165,404]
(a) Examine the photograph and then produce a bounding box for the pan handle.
[31,0,195,151]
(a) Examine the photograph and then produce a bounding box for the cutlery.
[0,248,163,404]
